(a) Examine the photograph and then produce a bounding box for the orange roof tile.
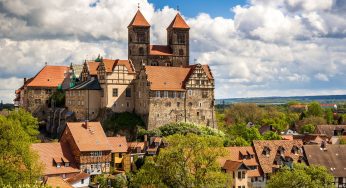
[201,65,214,80]
[44,176,73,188]
[66,172,90,184]
[31,142,80,176]
[101,59,135,74]
[65,122,111,152]
[167,13,190,29]
[145,66,191,91]
[223,160,243,171]
[253,140,303,174]
[27,65,69,87]
[128,10,150,27]
[107,136,128,153]
[128,142,145,150]
[87,61,100,75]
[149,45,173,56]
[219,146,262,177]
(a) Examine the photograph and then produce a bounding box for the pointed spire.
[128,10,150,28]
[167,13,189,29]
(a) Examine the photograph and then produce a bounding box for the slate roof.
[304,145,346,177]
[167,13,190,29]
[65,122,111,152]
[31,142,79,176]
[107,136,128,153]
[27,65,69,87]
[128,10,150,27]
[71,77,101,90]
[253,140,303,174]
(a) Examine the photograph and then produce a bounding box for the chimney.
[144,134,148,148]
[82,121,88,129]
[320,141,327,151]
[24,78,27,83]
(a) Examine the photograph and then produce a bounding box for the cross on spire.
[138,3,140,9]
[177,5,180,11]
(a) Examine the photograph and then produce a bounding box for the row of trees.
[0,109,42,187]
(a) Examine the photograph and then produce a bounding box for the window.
[179,49,184,56]
[237,171,246,179]
[113,88,118,97]
[177,33,185,44]
[202,91,208,98]
[139,47,144,55]
[197,112,200,116]
[188,90,193,96]
[78,91,81,96]
[164,91,168,98]
[177,102,180,107]
[151,62,159,66]
[137,32,145,42]
[81,179,84,184]
[165,62,172,66]
[127,102,129,107]
[126,88,131,97]
[101,89,104,97]
[156,91,160,98]
[181,92,185,98]
[57,163,61,168]
[35,99,41,104]
[174,92,178,98]
[65,162,70,167]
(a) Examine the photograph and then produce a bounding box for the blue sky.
[148,0,247,18]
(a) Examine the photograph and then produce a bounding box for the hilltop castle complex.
[14,10,216,130]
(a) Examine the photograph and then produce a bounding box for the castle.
[14,10,216,130]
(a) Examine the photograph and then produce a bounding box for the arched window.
[137,32,145,42]
[179,49,184,56]
[139,47,144,56]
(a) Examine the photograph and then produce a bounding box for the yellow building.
[107,136,131,172]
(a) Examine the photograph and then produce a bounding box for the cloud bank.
[0,0,346,103]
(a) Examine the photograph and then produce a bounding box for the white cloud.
[0,0,346,103]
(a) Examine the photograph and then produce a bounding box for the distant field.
[216,95,346,105]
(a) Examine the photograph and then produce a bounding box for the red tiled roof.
[128,142,145,150]
[253,140,303,174]
[31,142,80,176]
[223,160,243,171]
[87,61,100,76]
[167,13,190,29]
[145,66,191,91]
[44,176,73,188]
[102,59,135,74]
[66,172,90,184]
[107,136,128,153]
[128,10,150,27]
[65,122,111,152]
[149,45,172,56]
[27,65,69,87]
[219,146,262,177]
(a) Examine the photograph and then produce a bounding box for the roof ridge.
[167,13,190,29]
[128,10,150,27]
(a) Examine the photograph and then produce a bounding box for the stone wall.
[24,87,55,119]
[65,90,101,121]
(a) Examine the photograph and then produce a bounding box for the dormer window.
[277,146,285,155]
[291,146,299,155]
[57,163,61,168]
[65,162,70,167]
[262,147,271,157]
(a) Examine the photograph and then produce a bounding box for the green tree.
[307,102,323,117]
[300,116,326,126]
[0,115,42,186]
[263,131,282,140]
[6,109,39,142]
[300,124,315,134]
[132,134,231,187]
[225,103,264,125]
[325,108,334,124]
[267,163,334,188]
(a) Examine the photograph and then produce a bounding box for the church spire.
[128,10,150,28]
[167,13,190,29]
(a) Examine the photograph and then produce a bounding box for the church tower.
[128,10,150,72]
[167,13,190,67]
